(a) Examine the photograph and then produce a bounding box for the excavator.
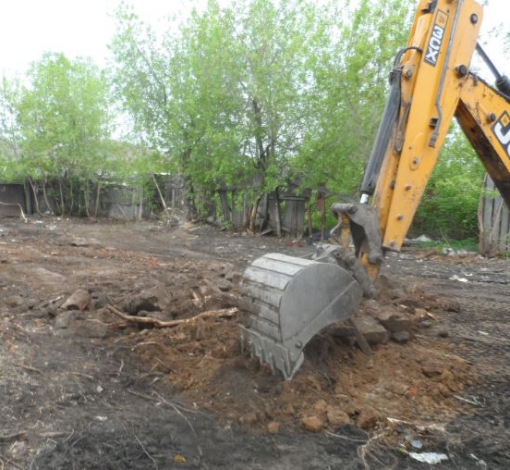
[239,0,510,379]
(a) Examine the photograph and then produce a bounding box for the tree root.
[107,305,237,328]
[0,431,27,442]
[0,201,27,222]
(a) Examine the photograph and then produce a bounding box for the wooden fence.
[8,172,510,248]
[478,175,510,255]
[162,176,185,211]
[0,176,313,239]
[102,185,144,220]
[216,189,309,237]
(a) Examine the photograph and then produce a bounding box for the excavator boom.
[365,0,483,252]
[240,0,510,379]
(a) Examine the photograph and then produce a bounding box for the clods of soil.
[1,218,509,469]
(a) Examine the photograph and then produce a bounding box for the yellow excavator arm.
[240,0,510,379]
[370,0,484,252]
[458,72,510,206]
[334,0,510,278]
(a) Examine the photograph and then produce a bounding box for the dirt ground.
[0,217,509,469]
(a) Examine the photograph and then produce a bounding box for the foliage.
[110,0,416,222]
[294,0,414,194]
[0,53,154,216]
[0,0,494,236]
[16,53,111,182]
[0,77,24,180]
[413,125,486,239]
[110,0,329,218]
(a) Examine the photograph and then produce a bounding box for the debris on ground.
[408,451,449,465]
[0,218,509,469]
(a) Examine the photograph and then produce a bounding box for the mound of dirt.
[129,312,474,435]
[3,218,509,469]
[11,217,473,436]
[94,244,475,436]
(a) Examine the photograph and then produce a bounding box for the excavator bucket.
[239,253,363,379]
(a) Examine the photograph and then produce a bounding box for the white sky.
[0,0,507,79]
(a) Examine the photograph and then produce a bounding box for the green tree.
[111,5,203,218]
[111,0,343,224]
[295,0,414,195]
[16,53,111,214]
[0,76,23,180]
[413,125,485,239]
[112,0,486,238]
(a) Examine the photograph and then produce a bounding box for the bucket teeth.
[240,326,304,380]
[239,252,363,380]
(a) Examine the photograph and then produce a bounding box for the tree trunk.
[23,179,33,215]
[273,189,282,238]
[94,181,102,219]
[321,198,326,242]
[28,177,42,215]
[69,179,74,215]
[151,172,168,213]
[84,182,91,218]
[180,145,198,221]
[182,173,198,221]
[308,201,313,238]
[42,180,54,215]
[316,191,326,242]
[58,178,65,216]
[248,195,262,233]
[219,191,231,223]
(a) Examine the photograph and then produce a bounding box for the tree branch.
[107,305,237,328]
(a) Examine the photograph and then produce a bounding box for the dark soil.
[0,217,509,469]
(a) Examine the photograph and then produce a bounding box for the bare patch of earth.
[0,218,509,469]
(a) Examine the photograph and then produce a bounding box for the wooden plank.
[290,202,296,237]
[267,196,276,230]
[492,198,503,247]
[274,191,282,237]
[296,203,305,236]
[500,201,510,251]
[282,201,293,235]
[483,178,494,238]
[478,175,510,253]
[219,191,231,222]
[481,176,496,253]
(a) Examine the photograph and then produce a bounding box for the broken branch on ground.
[106,305,237,328]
